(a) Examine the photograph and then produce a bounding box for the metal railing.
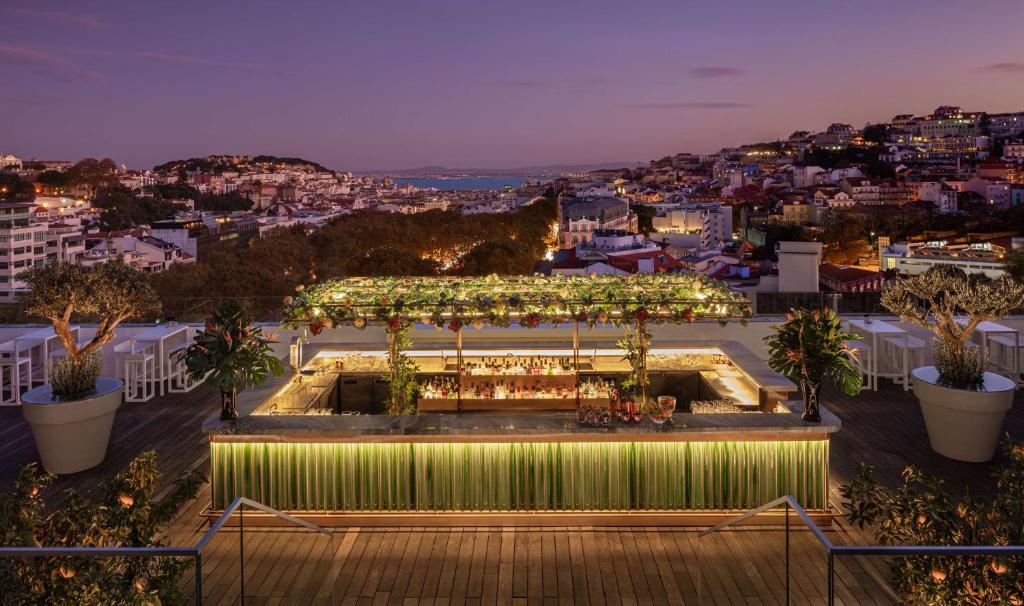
[0,496,336,605]
[697,494,1024,605]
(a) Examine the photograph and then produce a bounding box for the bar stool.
[124,353,156,402]
[0,357,32,406]
[883,335,925,391]
[167,345,200,393]
[989,334,1022,386]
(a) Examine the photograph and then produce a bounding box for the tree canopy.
[0,173,35,202]
[65,158,118,199]
[152,197,559,320]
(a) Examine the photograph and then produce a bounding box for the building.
[550,230,682,275]
[1,154,23,170]
[881,241,1009,279]
[150,213,258,259]
[918,106,982,139]
[988,112,1024,139]
[0,202,48,300]
[777,242,823,292]
[557,195,636,249]
[781,200,813,225]
[649,200,732,249]
[45,223,86,263]
[85,235,192,272]
[818,263,885,292]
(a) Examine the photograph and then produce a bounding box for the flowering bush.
[0,452,203,605]
[842,439,1024,604]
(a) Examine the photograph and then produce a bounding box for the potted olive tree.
[181,300,284,420]
[765,307,862,422]
[881,266,1024,462]
[19,260,160,474]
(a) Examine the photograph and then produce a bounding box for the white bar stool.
[989,334,1022,386]
[123,353,156,402]
[0,358,32,406]
[883,335,925,391]
[167,345,200,393]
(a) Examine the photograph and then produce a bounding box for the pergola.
[283,274,752,410]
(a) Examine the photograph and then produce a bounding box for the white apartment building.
[45,223,86,263]
[0,203,48,301]
[881,241,1009,279]
[85,235,192,272]
[649,201,733,249]
[917,107,982,139]
[557,195,636,248]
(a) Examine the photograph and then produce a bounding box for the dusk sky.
[2,0,1023,171]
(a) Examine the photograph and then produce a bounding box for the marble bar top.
[204,401,839,443]
[204,339,817,443]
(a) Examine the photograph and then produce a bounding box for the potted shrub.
[181,299,284,420]
[841,439,1023,604]
[18,260,160,474]
[881,266,1023,462]
[0,451,204,604]
[765,307,862,422]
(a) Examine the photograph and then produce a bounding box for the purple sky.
[2,0,1023,171]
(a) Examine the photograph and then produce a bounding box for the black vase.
[801,381,821,423]
[220,389,238,421]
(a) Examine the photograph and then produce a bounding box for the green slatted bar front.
[210,438,829,512]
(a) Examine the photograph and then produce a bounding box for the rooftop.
[0,317,1020,603]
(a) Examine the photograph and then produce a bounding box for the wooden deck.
[1,381,1021,605]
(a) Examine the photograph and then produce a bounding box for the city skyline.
[2,0,1023,171]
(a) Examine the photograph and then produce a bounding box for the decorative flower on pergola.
[282,274,751,333]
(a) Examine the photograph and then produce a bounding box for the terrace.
[0,321,1019,604]
[1,275,1022,603]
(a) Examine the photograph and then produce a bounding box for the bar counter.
[204,342,837,521]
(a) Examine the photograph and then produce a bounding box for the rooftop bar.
[203,275,839,525]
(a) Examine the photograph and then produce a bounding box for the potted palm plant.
[181,300,284,420]
[18,260,160,474]
[881,266,1023,462]
[765,307,862,422]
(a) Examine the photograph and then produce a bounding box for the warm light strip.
[210,439,829,512]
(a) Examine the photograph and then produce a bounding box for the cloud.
[690,66,746,79]
[1,7,108,29]
[623,101,752,109]
[0,45,100,82]
[487,76,604,90]
[137,52,292,75]
[982,62,1024,74]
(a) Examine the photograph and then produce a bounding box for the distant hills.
[358,162,639,178]
[153,155,331,174]
[150,155,637,178]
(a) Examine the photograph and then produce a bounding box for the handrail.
[698,494,1024,606]
[0,495,335,605]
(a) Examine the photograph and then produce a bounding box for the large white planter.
[21,377,123,474]
[911,367,1015,463]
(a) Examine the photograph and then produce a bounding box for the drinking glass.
[648,395,676,425]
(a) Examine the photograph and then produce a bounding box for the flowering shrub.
[0,452,203,605]
[842,439,1024,604]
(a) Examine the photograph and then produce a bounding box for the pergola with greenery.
[282,274,752,413]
